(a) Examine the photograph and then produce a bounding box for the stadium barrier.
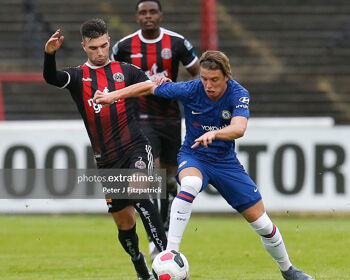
[0,118,349,213]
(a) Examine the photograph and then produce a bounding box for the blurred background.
[0,0,349,213]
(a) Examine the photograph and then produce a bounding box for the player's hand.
[154,76,172,86]
[93,90,115,105]
[45,29,64,54]
[191,131,217,149]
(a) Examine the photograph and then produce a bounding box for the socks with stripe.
[166,176,202,251]
[249,212,292,271]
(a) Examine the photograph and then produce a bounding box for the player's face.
[136,1,162,32]
[200,67,229,101]
[81,34,110,66]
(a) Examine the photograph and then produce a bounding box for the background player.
[43,18,168,280]
[111,0,200,259]
[94,50,315,280]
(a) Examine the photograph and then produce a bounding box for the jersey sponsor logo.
[113,72,125,82]
[192,121,201,127]
[201,124,228,131]
[130,53,143,58]
[135,157,146,169]
[184,39,193,51]
[239,97,250,104]
[236,104,249,109]
[161,48,172,59]
[88,98,103,113]
[191,111,203,115]
[222,110,231,120]
[88,87,110,114]
[145,63,168,81]
[179,160,187,168]
[82,77,92,82]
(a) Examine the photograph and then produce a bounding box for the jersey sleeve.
[43,52,79,91]
[128,63,150,84]
[177,38,198,68]
[232,88,250,119]
[154,80,195,103]
[111,41,120,61]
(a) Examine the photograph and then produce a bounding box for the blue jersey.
[154,79,250,161]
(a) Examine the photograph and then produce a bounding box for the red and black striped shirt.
[44,53,150,166]
[112,27,198,121]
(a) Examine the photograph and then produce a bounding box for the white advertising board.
[0,120,349,213]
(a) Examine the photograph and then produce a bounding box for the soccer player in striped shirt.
[94,50,314,280]
[111,0,200,260]
[43,18,167,280]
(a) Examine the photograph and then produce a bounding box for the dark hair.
[80,18,108,40]
[199,51,232,78]
[136,0,162,12]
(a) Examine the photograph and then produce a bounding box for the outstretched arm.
[191,116,248,149]
[43,29,69,87]
[94,76,171,105]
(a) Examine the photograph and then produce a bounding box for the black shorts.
[99,144,153,213]
[140,119,181,166]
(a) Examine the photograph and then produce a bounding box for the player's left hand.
[191,131,217,149]
[93,90,115,105]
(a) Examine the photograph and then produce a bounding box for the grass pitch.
[0,214,349,280]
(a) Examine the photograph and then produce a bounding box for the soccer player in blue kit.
[94,51,314,280]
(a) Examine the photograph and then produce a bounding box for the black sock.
[134,199,167,252]
[118,224,140,260]
[161,189,176,231]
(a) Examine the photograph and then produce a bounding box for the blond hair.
[199,51,232,78]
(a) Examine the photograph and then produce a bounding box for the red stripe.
[81,65,100,154]
[146,42,157,73]
[95,67,116,155]
[131,35,142,67]
[263,225,276,238]
[178,192,194,201]
[110,62,131,147]
[131,35,146,113]
[162,34,172,79]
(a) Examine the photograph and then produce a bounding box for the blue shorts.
[176,150,262,213]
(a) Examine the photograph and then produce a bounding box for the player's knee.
[180,176,202,198]
[112,208,136,230]
[249,212,275,236]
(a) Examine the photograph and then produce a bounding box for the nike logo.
[191,111,203,115]
[177,211,187,214]
[254,188,258,192]
[82,77,92,82]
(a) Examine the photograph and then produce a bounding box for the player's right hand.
[94,90,115,105]
[45,29,64,55]
[154,76,172,86]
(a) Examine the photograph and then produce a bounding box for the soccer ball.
[152,250,190,280]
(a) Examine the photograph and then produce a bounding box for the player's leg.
[159,120,182,232]
[242,201,314,279]
[137,124,165,258]
[129,144,167,256]
[166,165,204,251]
[160,162,178,230]
[209,164,313,279]
[241,200,293,271]
[108,200,154,280]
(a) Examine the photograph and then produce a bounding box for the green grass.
[0,214,349,280]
